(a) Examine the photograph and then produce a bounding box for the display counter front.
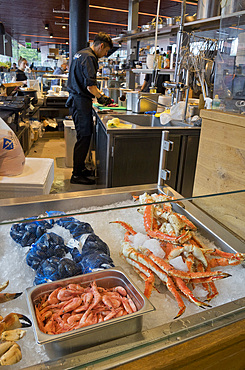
[0,184,244,369]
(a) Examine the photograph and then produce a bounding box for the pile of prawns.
[35,281,137,335]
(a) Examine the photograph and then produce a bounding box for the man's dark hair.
[93,32,113,49]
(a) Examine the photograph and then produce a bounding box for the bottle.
[164,53,170,69]
[204,97,212,109]
[173,52,177,68]
[212,95,221,110]
[159,48,164,69]
[161,52,166,69]
[155,46,161,69]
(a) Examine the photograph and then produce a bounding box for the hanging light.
[50,33,53,38]
[45,24,49,30]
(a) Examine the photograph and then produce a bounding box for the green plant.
[0,61,9,68]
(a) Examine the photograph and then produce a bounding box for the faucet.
[163,81,188,104]
[163,82,185,90]
[163,82,190,122]
[138,88,190,122]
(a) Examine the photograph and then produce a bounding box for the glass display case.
[0,184,244,369]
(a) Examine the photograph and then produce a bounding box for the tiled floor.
[27,132,97,194]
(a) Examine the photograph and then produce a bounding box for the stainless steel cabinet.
[95,113,200,197]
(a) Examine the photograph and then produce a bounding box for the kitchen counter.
[94,109,200,197]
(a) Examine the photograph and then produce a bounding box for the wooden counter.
[192,110,245,241]
[115,319,245,370]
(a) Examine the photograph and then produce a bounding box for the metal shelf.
[112,10,245,43]
[132,68,174,75]
[113,25,177,43]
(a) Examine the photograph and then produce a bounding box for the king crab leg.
[121,243,226,317]
[143,249,230,281]
[123,256,155,299]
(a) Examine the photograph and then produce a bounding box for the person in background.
[66,32,113,185]
[140,72,169,94]
[51,59,68,86]
[16,57,28,85]
[12,62,17,71]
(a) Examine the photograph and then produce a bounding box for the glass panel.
[213,5,245,112]
[0,187,244,369]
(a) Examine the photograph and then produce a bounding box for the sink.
[111,114,161,127]
[111,114,190,128]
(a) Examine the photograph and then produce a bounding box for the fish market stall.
[0,184,244,369]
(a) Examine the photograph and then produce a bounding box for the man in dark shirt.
[67,32,113,185]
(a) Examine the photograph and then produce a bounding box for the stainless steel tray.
[26,267,155,359]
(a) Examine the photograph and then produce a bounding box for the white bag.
[160,101,189,125]
[0,118,25,176]
[160,112,171,125]
[170,101,187,121]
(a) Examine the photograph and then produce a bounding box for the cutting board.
[93,103,127,110]
[192,110,245,240]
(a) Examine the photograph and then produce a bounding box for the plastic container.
[146,54,160,69]
[157,95,172,112]
[63,120,76,167]
[205,97,213,109]
[212,95,221,110]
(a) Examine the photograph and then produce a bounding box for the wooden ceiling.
[0,0,198,47]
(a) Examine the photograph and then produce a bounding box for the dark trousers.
[69,95,93,176]
[73,135,91,176]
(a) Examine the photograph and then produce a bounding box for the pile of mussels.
[10,213,114,285]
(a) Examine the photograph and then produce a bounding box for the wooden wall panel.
[192,110,245,240]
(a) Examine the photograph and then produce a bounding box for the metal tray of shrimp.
[26,267,155,359]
